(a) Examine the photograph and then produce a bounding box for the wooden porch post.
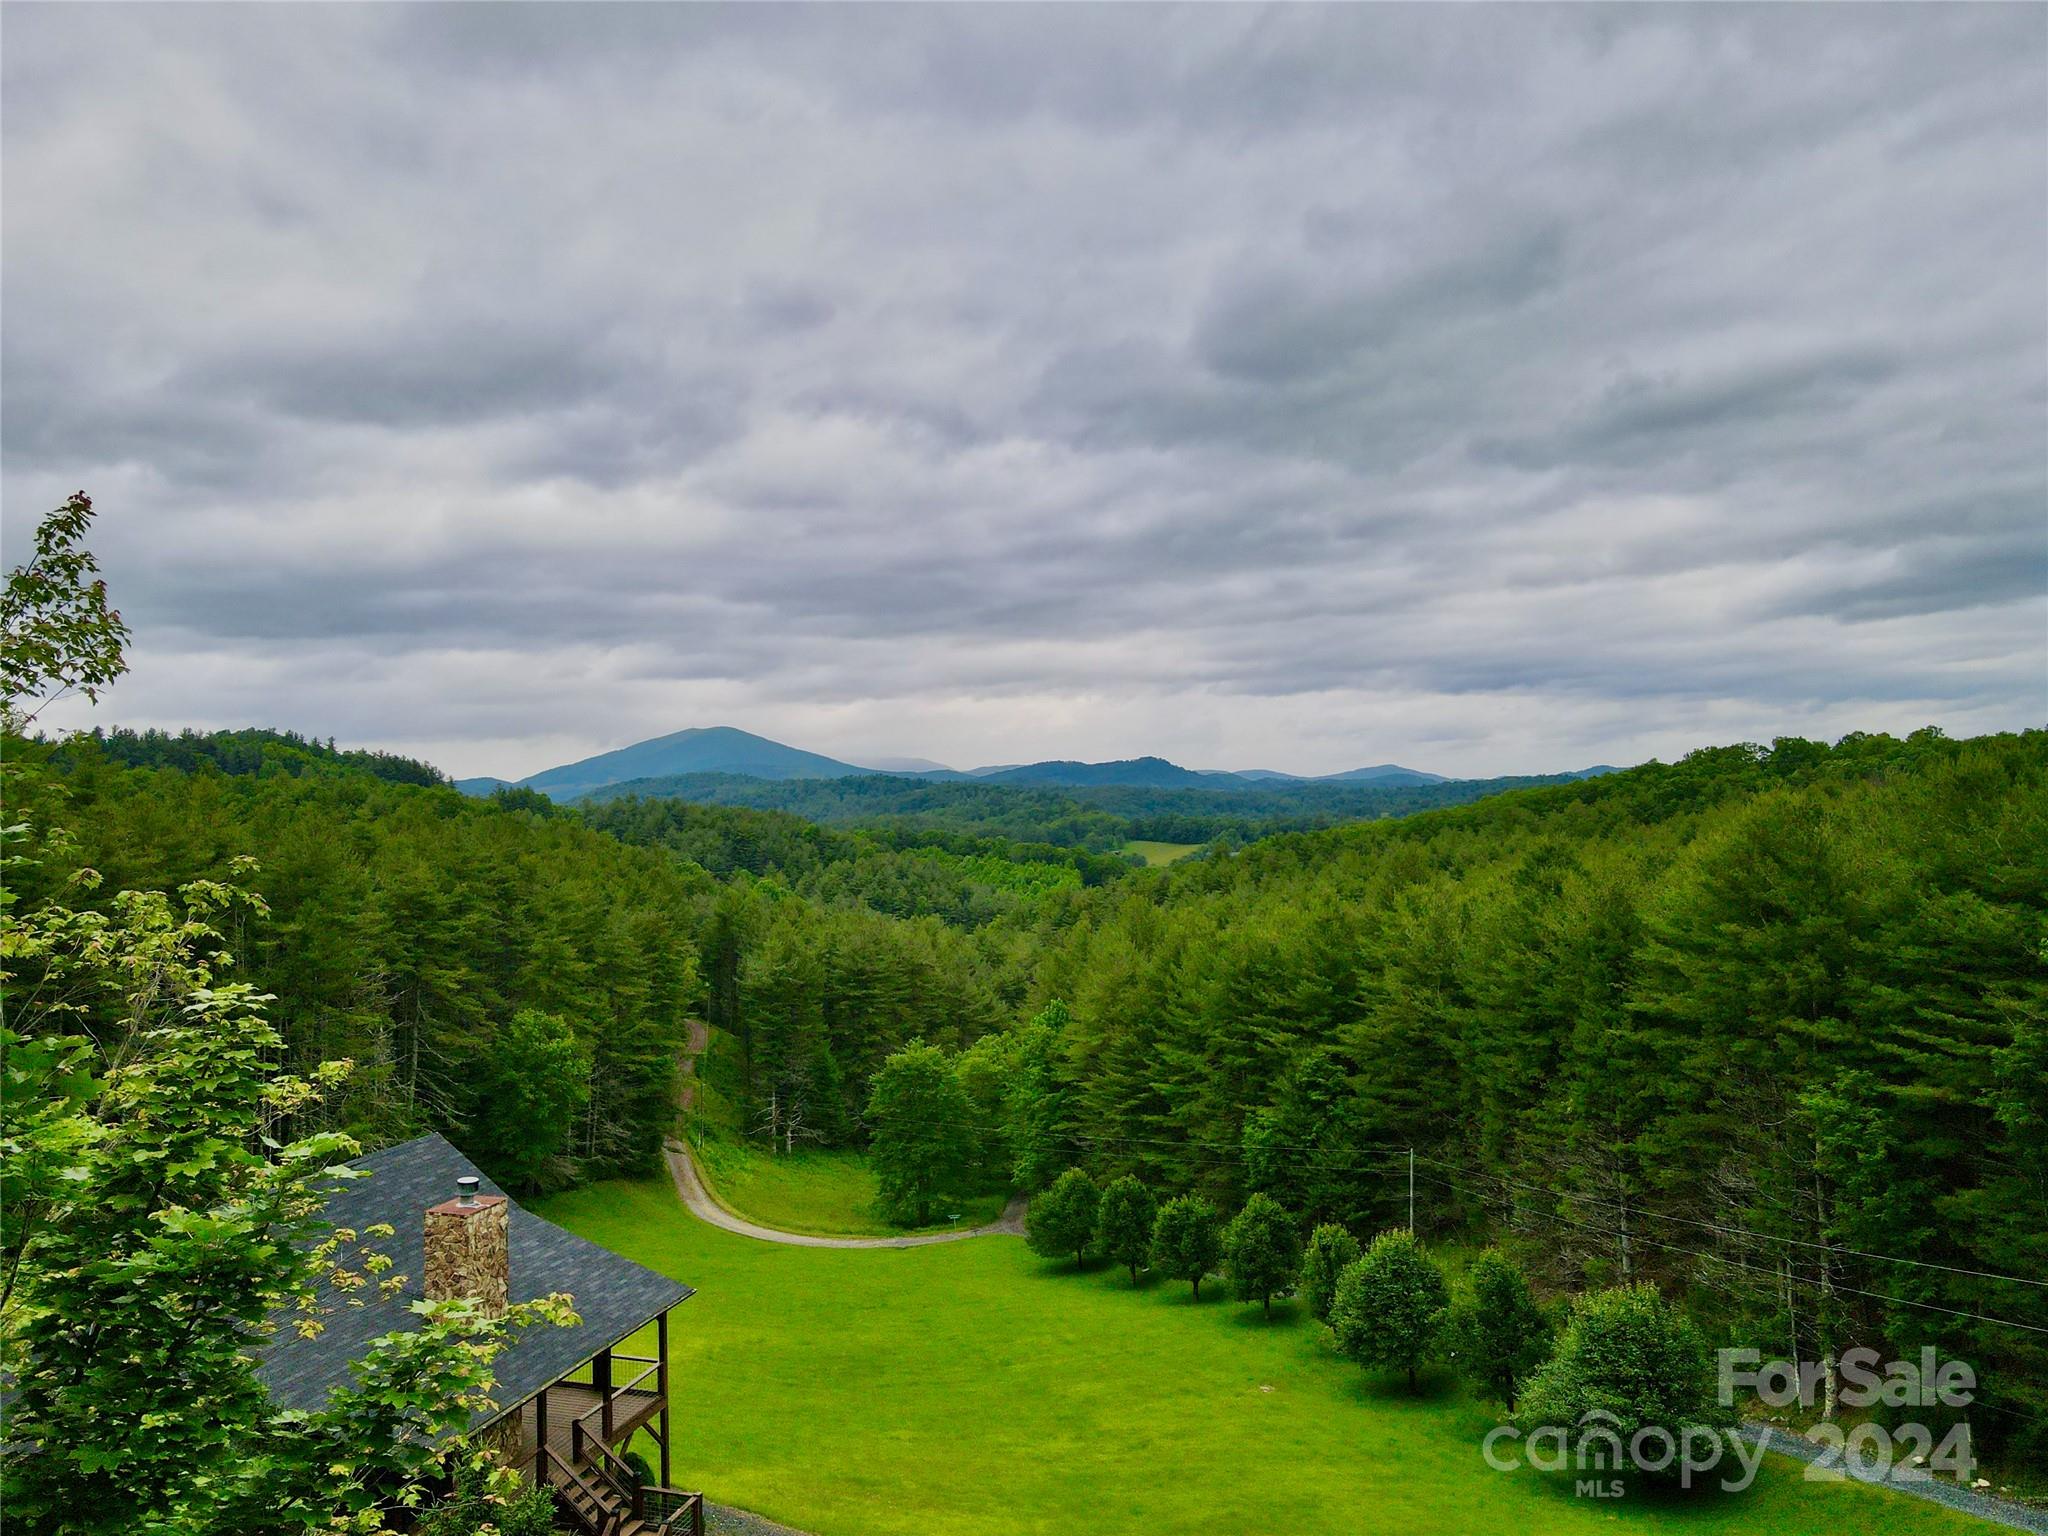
[535,1386,549,1484]
[657,1310,672,1487]
[596,1344,614,1440]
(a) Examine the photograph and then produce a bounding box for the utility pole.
[1407,1147,1415,1233]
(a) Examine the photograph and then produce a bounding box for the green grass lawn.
[1121,839,1203,867]
[688,1137,1009,1237]
[539,1177,1981,1536]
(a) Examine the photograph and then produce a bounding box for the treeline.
[696,891,1018,1148]
[573,765,1608,849]
[84,724,449,788]
[10,735,710,1190]
[998,727,2048,1462]
[579,794,1119,924]
[1023,1167,1738,1487]
[13,734,1084,1195]
[583,770,1135,848]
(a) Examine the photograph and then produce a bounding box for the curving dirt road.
[669,1017,1025,1249]
[664,1139,1025,1249]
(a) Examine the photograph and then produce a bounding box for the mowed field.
[1121,839,1203,866]
[689,1139,1010,1237]
[538,1177,1982,1536]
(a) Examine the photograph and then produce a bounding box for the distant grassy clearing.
[1121,839,1202,866]
[543,1177,1978,1536]
[689,1137,1008,1237]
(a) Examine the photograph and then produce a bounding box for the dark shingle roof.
[256,1133,690,1432]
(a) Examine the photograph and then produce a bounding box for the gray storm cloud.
[3,4,2042,780]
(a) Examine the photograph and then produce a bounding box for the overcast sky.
[4,5,2044,780]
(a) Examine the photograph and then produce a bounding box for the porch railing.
[570,1350,662,1443]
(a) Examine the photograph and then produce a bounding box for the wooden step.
[559,1484,622,1533]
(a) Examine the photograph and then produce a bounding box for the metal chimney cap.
[456,1175,480,1206]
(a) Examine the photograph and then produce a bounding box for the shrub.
[1027,1167,1101,1267]
[1298,1223,1362,1324]
[1095,1174,1158,1284]
[1328,1229,1449,1391]
[418,1459,557,1536]
[1223,1193,1300,1318]
[1515,1283,1733,1480]
[1151,1194,1224,1301]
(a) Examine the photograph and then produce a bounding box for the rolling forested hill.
[575,764,1610,849]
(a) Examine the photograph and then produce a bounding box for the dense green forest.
[575,764,1609,849]
[15,715,2046,1466]
[578,793,1128,903]
[86,724,451,788]
[7,736,707,1188]
[1002,728,2048,1464]
[10,732,1068,1184]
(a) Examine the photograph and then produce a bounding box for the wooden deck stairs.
[538,1380,703,1536]
[542,1431,704,1536]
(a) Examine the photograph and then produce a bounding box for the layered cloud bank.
[4,6,2042,779]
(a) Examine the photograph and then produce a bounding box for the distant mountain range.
[974,756,1242,789]
[455,724,1577,803]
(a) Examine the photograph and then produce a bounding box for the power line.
[1410,1168,2048,1339]
[1413,1153,2048,1294]
[1048,1127,2048,1423]
[1049,1127,2047,1293]
[1411,1170,2048,1435]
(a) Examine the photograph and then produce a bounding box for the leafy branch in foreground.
[0,784,578,1534]
[0,490,129,724]
[1,492,574,1535]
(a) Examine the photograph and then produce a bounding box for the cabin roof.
[256,1133,690,1431]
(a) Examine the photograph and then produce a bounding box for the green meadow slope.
[688,1139,1009,1238]
[540,1178,1982,1536]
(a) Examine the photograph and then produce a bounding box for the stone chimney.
[424,1174,509,1318]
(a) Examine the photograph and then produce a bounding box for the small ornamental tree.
[1223,1193,1300,1318]
[1150,1194,1224,1301]
[1328,1229,1450,1391]
[865,1039,972,1226]
[1095,1174,1158,1284]
[1027,1167,1101,1267]
[1298,1223,1362,1325]
[1516,1284,1733,1479]
[1449,1248,1552,1412]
